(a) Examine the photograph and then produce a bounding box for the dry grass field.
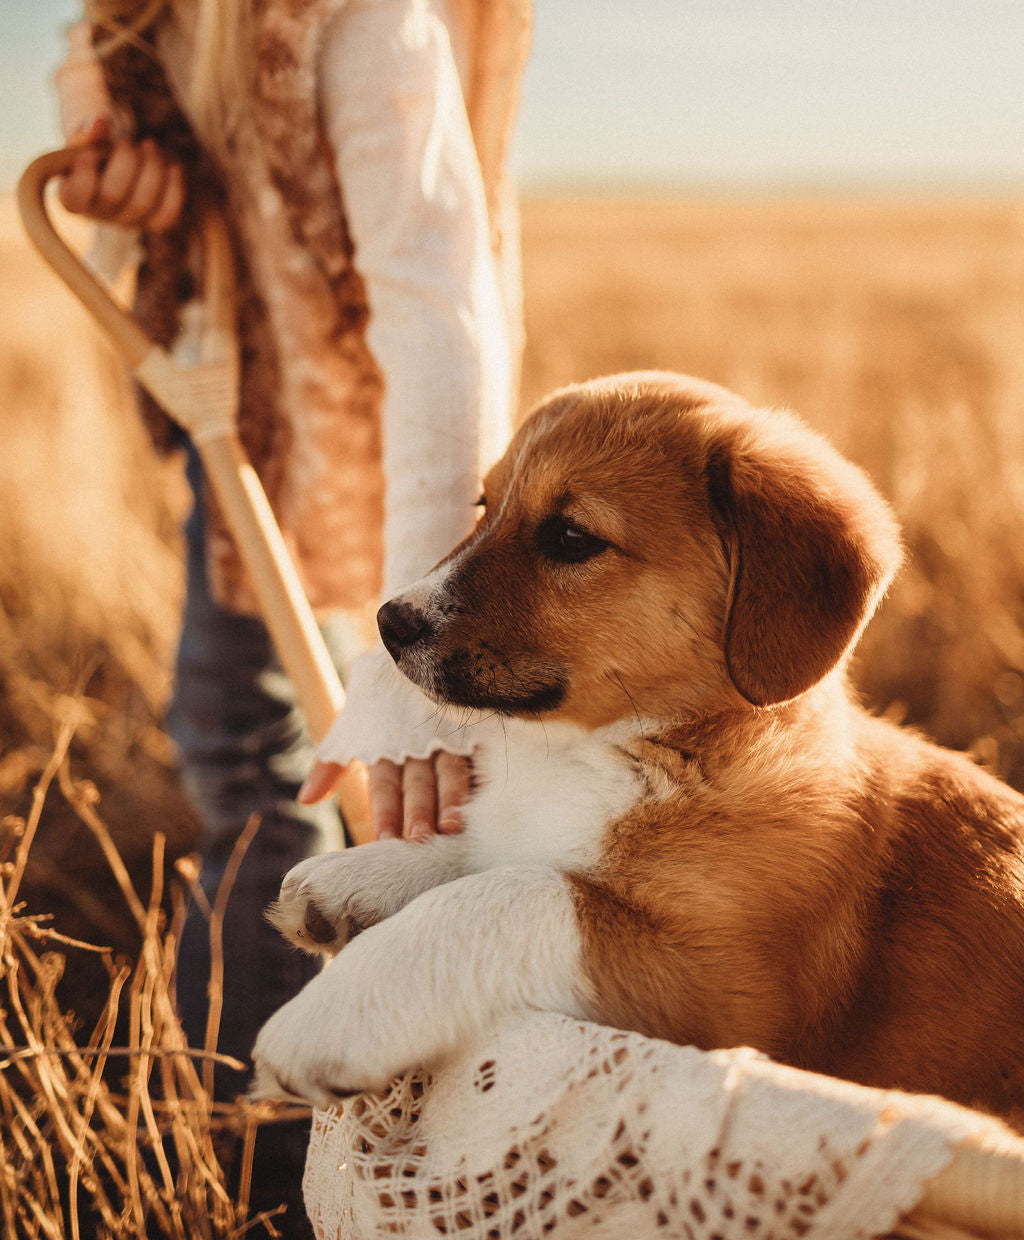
[2,188,1024,1233]
[0,196,197,953]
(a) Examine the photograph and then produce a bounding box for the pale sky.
[2,0,1024,193]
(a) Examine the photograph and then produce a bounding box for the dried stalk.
[0,729,302,1238]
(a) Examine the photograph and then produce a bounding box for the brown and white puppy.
[252,372,1024,1127]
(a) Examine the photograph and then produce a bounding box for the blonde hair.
[87,0,252,158]
[187,0,253,156]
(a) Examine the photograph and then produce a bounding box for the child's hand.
[59,118,185,233]
[300,753,471,841]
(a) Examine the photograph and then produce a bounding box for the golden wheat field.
[2,189,1024,1235]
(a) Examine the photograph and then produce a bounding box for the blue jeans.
[167,449,357,1231]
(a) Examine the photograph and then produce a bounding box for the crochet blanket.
[301,1011,1024,1239]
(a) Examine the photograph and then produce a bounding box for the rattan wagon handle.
[17,148,372,843]
[17,148,154,366]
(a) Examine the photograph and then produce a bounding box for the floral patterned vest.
[93,0,528,612]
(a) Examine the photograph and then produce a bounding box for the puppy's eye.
[475,494,486,508]
[536,515,610,565]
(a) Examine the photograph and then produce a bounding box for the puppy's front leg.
[269,834,471,956]
[251,865,589,1105]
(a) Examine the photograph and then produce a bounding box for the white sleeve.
[54,20,130,139]
[318,0,513,601]
[316,0,513,766]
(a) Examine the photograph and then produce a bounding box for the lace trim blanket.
[302,1012,1020,1239]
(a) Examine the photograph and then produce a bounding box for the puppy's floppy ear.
[705,412,902,707]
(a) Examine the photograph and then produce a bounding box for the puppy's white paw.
[267,837,465,957]
[266,852,357,957]
[252,867,587,1107]
[250,917,435,1104]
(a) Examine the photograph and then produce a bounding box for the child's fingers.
[434,752,470,834]
[401,758,438,841]
[111,139,170,227]
[57,144,103,215]
[368,760,403,839]
[297,759,344,804]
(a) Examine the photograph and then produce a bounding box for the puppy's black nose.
[377,600,432,660]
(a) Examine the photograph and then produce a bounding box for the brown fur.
[407,372,1024,1125]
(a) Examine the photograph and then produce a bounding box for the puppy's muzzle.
[378,600,433,660]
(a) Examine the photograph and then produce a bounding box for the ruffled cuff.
[318,647,477,765]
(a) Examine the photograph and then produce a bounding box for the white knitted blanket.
[302,1012,1008,1240]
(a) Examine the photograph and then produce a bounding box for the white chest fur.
[254,716,648,1102]
[460,717,646,874]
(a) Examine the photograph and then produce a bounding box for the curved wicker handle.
[17,148,153,366]
[17,148,372,842]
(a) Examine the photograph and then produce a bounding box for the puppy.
[252,372,1024,1127]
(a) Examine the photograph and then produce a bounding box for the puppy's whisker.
[416,703,450,732]
[606,669,647,743]
[498,713,510,784]
[440,707,483,740]
[670,604,704,643]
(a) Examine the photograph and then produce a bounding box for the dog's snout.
[378,600,432,660]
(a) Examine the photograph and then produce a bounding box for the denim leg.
[169,447,358,1092]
